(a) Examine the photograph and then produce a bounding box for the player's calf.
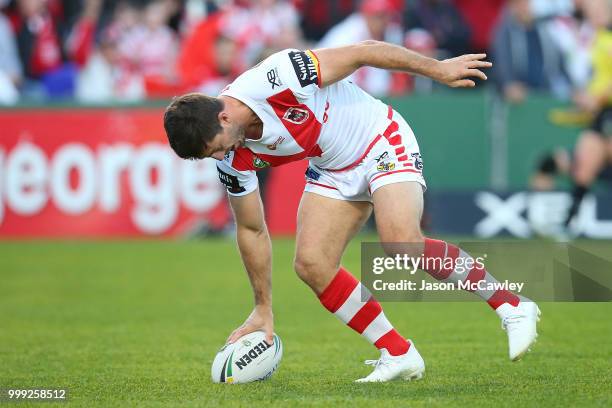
[314,267,411,359]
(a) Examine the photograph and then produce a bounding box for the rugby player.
[563,0,612,231]
[163,40,540,382]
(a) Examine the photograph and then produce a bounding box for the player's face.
[203,123,246,160]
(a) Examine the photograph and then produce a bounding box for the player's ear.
[218,110,231,127]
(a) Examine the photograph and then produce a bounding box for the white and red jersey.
[216,48,390,195]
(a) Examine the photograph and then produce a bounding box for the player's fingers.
[467,60,493,69]
[264,327,274,345]
[452,79,476,88]
[226,331,238,344]
[229,322,264,343]
[465,68,487,81]
[461,53,487,61]
[227,327,246,344]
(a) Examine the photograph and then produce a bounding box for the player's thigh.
[372,181,424,257]
[574,131,607,184]
[294,192,371,293]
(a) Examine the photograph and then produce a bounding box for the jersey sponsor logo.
[411,152,424,170]
[288,51,318,87]
[305,166,321,181]
[266,136,285,150]
[283,107,309,124]
[375,151,395,171]
[267,68,282,89]
[253,156,270,168]
[377,162,395,172]
[375,152,389,163]
[217,166,246,194]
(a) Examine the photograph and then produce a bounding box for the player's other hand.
[226,304,274,345]
[434,54,492,88]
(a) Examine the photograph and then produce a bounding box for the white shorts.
[304,109,426,202]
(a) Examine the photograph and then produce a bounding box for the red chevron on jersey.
[266,88,322,155]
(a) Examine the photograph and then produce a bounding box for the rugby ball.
[211,331,282,384]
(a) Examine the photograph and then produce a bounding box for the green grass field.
[1,238,611,407]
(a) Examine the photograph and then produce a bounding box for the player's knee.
[293,254,329,286]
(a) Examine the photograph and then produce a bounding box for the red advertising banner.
[0,108,231,237]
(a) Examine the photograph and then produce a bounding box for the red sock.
[319,267,409,356]
[423,238,520,310]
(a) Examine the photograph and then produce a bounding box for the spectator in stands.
[404,0,471,57]
[297,0,357,43]
[102,1,141,47]
[220,0,303,68]
[118,0,178,97]
[178,1,303,96]
[65,0,101,67]
[0,0,21,104]
[317,0,403,96]
[247,0,302,49]
[491,0,572,103]
[177,10,241,96]
[452,0,505,52]
[75,25,121,102]
[196,34,239,95]
[9,0,101,99]
[546,0,595,92]
[76,1,143,101]
[12,0,65,96]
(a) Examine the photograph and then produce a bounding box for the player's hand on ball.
[227,305,274,345]
[435,54,492,88]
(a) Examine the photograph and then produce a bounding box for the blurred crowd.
[0,0,610,105]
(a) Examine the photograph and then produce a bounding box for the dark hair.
[163,93,224,159]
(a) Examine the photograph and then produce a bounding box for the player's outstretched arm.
[313,40,492,89]
[226,189,274,345]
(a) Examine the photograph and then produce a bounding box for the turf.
[1,238,610,407]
